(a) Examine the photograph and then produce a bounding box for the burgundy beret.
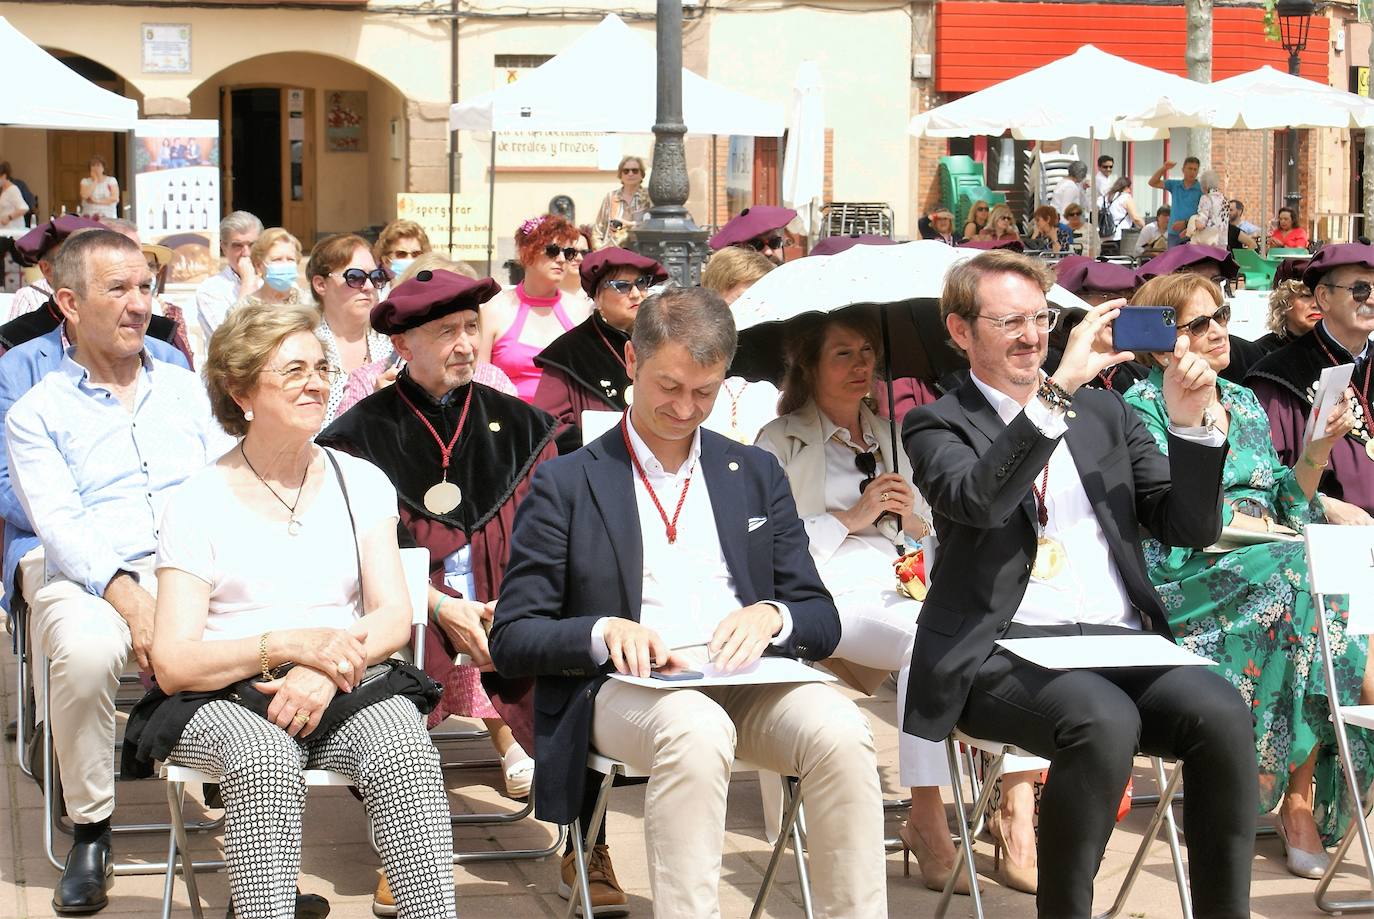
[1055,256,1139,295]
[579,247,668,298]
[958,238,1025,253]
[14,215,104,266]
[809,235,898,257]
[370,269,501,334]
[1273,256,1308,287]
[1135,244,1237,282]
[1301,243,1374,290]
[708,205,798,251]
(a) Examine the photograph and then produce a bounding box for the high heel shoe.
[986,810,1038,895]
[1275,811,1330,880]
[898,820,970,895]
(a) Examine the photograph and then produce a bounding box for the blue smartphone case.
[1113,306,1177,353]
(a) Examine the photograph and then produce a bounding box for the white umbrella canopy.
[0,17,137,131]
[908,45,1230,141]
[781,61,826,240]
[1129,65,1374,130]
[449,14,783,135]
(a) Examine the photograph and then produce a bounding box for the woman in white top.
[755,312,970,895]
[1099,176,1145,253]
[149,303,454,918]
[1188,170,1230,247]
[78,155,119,219]
[306,233,394,425]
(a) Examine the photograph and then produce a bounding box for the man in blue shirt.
[5,230,225,915]
[1150,155,1203,248]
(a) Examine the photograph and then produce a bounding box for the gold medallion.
[1030,536,1067,581]
[423,481,462,515]
[624,384,634,405]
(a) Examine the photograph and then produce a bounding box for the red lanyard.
[1314,334,1373,435]
[395,383,474,478]
[591,318,629,371]
[1030,464,1051,530]
[621,412,693,544]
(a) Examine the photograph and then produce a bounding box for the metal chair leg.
[165,779,206,919]
[1094,757,1190,919]
[938,738,986,919]
[565,768,617,919]
[751,775,809,919]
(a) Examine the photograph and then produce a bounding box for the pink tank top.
[490,284,576,401]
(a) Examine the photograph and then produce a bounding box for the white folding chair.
[566,751,814,919]
[1304,524,1374,913]
[158,547,435,917]
[937,731,1191,919]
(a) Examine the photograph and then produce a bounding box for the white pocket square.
[747,516,768,532]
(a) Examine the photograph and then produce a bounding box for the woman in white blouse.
[149,303,454,918]
[78,155,119,219]
[755,312,968,894]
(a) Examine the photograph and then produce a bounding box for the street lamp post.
[1277,0,1317,212]
[628,0,710,286]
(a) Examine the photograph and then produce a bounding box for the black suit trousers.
[959,624,1258,919]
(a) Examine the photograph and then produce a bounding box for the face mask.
[264,263,298,292]
[388,258,414,278]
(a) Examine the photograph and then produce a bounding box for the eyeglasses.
[975,206,989,213]
[1179,303,1232,336]
[387,248,424,260]
[544,245,580,261]
[333,268,391,289]
[266,363,344,388]
[604,275,656,294]
[973,307,1062,338]
[621,167,642,175]
[1322,280,1373,303]
[741,236,787,253]
[572,248,589,260]
[854,451,879,495]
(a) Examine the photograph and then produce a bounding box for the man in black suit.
[903,249,1257,918]
[491,287,887,917]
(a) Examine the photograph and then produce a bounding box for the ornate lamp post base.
[630,216,710,288]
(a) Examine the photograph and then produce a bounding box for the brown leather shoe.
[371,871,397,917]
[558,845,629,917]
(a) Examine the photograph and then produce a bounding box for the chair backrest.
[399,546,430,666]
[1304,524,1374,634]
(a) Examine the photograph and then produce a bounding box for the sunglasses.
[334,267,391,289]
[1322,280,1373,303]
[621,167,642,175]
[544,245,580,261]
[1179,302,1232,336]
[854,451,878,494]
[604,275,656,294]
[387,248,424,260]
[742,236,787,253]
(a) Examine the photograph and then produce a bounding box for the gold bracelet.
[1303,452,1329,470]
[259,632,272,681]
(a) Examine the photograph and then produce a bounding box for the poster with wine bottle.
[132,119,221,285]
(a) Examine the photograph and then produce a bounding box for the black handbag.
[226,659,440,738]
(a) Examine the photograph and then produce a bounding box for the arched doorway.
[189,52,408,245]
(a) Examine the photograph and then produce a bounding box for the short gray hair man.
[219,210,263,243]
[630,286,738,368]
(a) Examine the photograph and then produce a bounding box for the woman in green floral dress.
[1121,272,1369,877]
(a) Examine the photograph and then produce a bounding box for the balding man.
[6,230,226,914]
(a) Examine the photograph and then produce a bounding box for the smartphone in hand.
[1113,306,1177,354]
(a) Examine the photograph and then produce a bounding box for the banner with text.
[396,193,492,261]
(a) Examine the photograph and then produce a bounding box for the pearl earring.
[244,409,254,421]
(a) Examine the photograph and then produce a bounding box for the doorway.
[229,88,281,226]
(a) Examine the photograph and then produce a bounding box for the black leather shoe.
[225,889,331,918]
[52,836,112,915]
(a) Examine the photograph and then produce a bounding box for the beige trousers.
[592,676,888,919]
[22,548,154,824]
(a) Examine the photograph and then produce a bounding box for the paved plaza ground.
[0,653,1358,918]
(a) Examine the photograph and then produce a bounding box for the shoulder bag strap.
[324,447,363,582]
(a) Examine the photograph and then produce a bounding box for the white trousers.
[22,548,153,823]
[832,588,953,789]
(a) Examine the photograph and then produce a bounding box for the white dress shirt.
[195,265,251,345]
[796,414,906,568]
[590,419,791,663]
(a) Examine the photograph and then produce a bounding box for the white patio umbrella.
[908,46,1231,142]
[0,17,137,131]
[781,61,825,241]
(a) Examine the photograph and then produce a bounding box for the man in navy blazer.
[492,288,888,917]
[0,323,188,625]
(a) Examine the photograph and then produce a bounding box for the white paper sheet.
[609,656,838,690]
[995,635,1215,670]
[1304,363,1355,450]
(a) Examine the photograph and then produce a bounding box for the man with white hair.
[1051,161,1088,216]
[195,210,262,342]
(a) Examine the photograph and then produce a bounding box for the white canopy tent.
[450,13,784,271]
[449,14,784,135]
[907,46,1230,142]
[780,61,825,241]
[0,17,137,131]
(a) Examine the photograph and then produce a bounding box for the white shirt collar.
[970,371,1041,425]
[817,406,877,449]
[624,412,702,477]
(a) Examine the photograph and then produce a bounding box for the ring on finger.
[292,712,310,725]
[336,659,352,675]
[881,492,890,501]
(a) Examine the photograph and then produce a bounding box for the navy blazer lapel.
[584,434,644,619]
[956,377,1038,529]
[701,434,755,601]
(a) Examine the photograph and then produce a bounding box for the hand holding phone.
[1112,306,1177,354]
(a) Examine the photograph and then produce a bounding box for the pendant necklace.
[591,315,632,406]
[396,382,474,514]
[621,412,693,544]
[241,444,310,536]
[1313,334,1374,461]
[1030,463,1067,580]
